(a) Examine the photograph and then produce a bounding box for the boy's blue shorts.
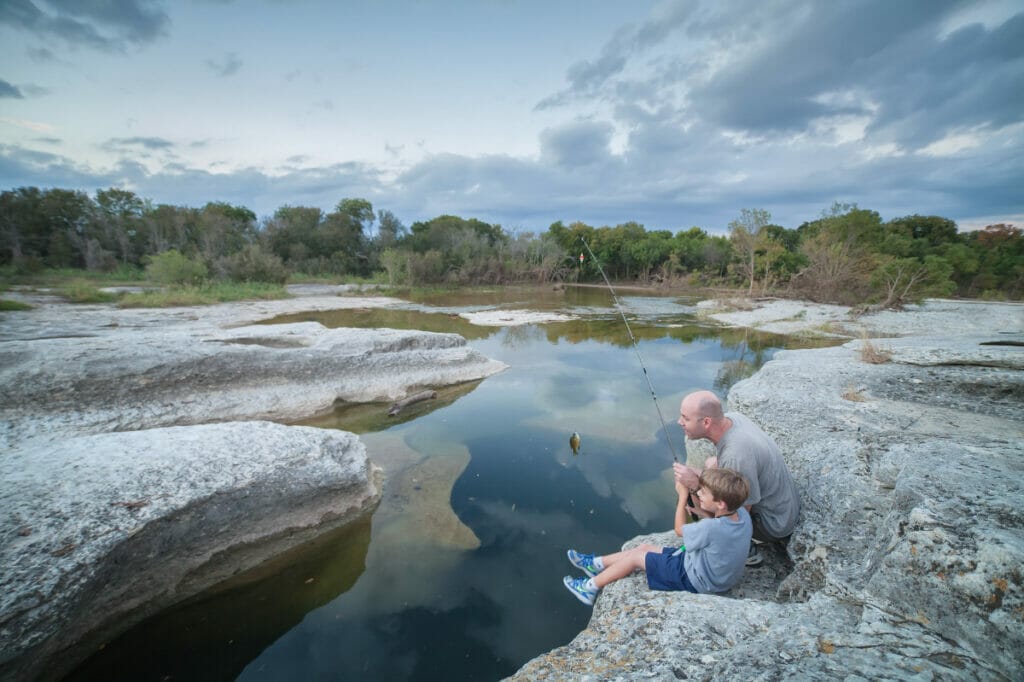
[645,547,698,593]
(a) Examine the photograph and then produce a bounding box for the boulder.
[0,321,507,449]
[0,422,381,682]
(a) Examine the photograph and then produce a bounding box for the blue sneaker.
[567,549,600,577]
[563,576,598,606]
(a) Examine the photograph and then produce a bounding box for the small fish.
[569,431,581,456]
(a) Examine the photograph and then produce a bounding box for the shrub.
[215,245,288,284]
[145,250,207,286]
[0,299,32,311]
[859,332,893,364]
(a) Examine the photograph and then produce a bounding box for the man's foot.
[567,549,600,577]
[745,542,764,567]
[563,576,598,606]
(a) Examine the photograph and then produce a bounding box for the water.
[67,287,833,681]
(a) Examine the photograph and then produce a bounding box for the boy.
[563,467,752,605]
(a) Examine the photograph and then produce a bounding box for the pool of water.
[67,287,835,681]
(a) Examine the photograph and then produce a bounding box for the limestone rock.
[0,321,507,450]
[0,421,381,681]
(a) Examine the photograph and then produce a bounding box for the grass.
[56,280,121,303]
[841,384,868,401]
[0,264,145,286]
[859,332,893,364]
[119,282,290,308]
[0,299,33,311]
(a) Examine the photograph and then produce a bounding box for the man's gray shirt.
[716,411,799,538]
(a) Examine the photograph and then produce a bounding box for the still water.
[68,286,831,681]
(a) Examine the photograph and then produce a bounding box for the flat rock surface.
[512,298,1024,681]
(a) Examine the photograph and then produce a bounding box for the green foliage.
[1,184,1021,302]
[869,255,955,308]
[215,244,288,284]
[0,298,32,311]
[59,280,121,304]
[145,249,208,286]
[118,282,289,307]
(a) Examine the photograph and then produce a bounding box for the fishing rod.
[579,236,681,462]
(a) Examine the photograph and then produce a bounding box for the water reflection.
[67,287,842,681]
[67,517,372,682]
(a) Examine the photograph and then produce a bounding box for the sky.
[1,0,1022,235]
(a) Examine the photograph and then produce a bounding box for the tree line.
[1,186,1021,306]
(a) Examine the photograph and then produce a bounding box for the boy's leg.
[593,544,660,589]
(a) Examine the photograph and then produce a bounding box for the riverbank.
[511,297,1024,680]
[0,284,510,681]
[2,289,1020,680]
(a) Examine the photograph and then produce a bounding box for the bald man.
[674,390,799,566]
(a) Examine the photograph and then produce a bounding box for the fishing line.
[579,237,680,462]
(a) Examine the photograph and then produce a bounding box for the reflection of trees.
[713,327,769,393]
[501,323,546,350]
[714,359,758,393]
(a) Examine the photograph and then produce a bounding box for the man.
[673,390,799,566]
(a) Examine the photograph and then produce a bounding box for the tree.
[95,188,145,265]
[869,255,955,309]
[194,202,256,265]
[336,198,374,232]
[376,209,406,249]
[728,208,771,295]
[263,206,323,269]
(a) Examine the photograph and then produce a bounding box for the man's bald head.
[684,390,724,421]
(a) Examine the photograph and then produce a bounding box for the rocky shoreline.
[2,287,1021,680]
[511,298,1024,680]
[0,285,508,681]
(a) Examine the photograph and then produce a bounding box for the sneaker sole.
[745,556,764,567]
[562,577,596,606]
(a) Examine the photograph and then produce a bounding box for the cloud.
[27,46,57,62]
[205,52,242,77]
[2,125,1021,235]
[0,79,23,98]
[539,120,615,167]
[102,136,176,152]
[687,3,1024,150]
[0,0,170,51]
[536,0,694,109]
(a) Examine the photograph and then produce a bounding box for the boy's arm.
[674,481,688,536]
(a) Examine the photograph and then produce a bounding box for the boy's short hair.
[699,468,749,512]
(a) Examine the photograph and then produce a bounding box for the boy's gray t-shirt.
[682,507,752,593]
[716,411,800,538]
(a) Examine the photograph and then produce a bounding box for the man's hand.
[673,462,700,491]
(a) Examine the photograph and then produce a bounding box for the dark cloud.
[27,46,56,62]
[0,0,170,51]
[689,2,1024,149]
[102,136,176,151]
[0,78,23,98]
[536,2,694,109]
[205,52,242,77]
[539,120,615,167]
